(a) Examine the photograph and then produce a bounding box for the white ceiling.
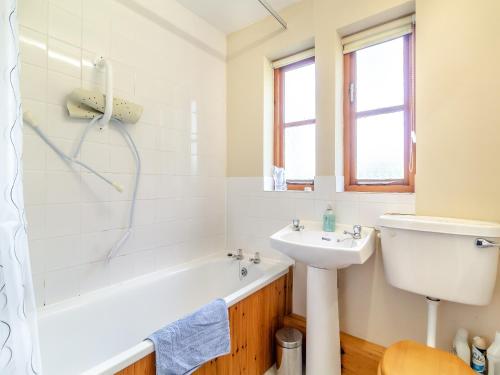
[175,0,302,34]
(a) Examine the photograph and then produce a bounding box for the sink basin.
[270,221,376,375]
[270,221,376,269]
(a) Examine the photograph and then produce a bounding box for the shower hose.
[24,112,141,260]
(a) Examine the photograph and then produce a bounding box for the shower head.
[66,89,143,124]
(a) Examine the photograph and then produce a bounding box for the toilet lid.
[379,340,475,375]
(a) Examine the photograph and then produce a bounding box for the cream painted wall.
[226,0,314,177]
[227,0,500,350]
[415,0,500,222]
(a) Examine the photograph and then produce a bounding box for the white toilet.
[379,214,500,347]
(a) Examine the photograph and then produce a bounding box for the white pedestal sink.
[270,221,375,375]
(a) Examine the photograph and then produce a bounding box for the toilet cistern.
[379,214,500,347]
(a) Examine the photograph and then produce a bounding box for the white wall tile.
[226,177,416,258]
[49,0,81,17]
[22,99,48,130]
[48,37,81,78]
[44,265,82,304]
[23,134,47,171]
[29,239,46,275]
[31,272,45,307]
[24,171,47,205]
[44,234,82,271]
[106,201,129,230]
[46,103,84,140]
[47,70,80,105]
[19,0,48,33]
[134,200,157,226]
[20,0,227,306]
[45,138,76,171]
[21,63,47,102]
[82,0,110,22]
[109,145,135,173]
[48,3,82,46]
[80,172,111,203]
[81,142,110,173]
[45,203,81,237]
[136,174,159,200]
[26,205,46,240]
[79,262,109,294]
[46,171,81,203]
[81,230,123,263]
[107,254,134,284]
[106,173,134,201]
[111,61,135,95]
[81,203,108,233]
[335,200,360,224]
[81,50,104,84]
[19,27,48,68]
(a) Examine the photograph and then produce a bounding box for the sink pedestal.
[270,222,376,374]
[306,266,341,375]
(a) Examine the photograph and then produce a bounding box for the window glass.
[284,63,315,123]
[284,124,316,181]
[356,37,404,112]
[356,111,405,180]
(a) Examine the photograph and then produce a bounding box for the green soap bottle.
[323,204,335,232]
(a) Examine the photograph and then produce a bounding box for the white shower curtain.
[0,1,42,374]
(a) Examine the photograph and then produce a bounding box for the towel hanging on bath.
[148,298,230,375]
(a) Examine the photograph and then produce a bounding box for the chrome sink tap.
[227,248,244,260]
[249,252,261,264]
[292,219,304,231]
[343,224,362,240]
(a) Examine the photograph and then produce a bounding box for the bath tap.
[291,219,304,231]
[342,224,362,240]
[227,249,244,260]
[249,252,261,264]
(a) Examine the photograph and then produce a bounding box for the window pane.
[356,112,404,180]
[284,124,315,181]
[356,37,404,112]
[284,63,315,123]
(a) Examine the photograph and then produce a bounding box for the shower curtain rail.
[257,0,287,29]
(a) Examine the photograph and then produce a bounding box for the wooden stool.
[378,340,475,375]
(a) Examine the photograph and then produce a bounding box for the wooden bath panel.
[116,270,291,375]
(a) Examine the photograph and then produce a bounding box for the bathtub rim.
[39,251,292,375]
[37,251,290,318]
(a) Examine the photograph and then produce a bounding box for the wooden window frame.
[343,32,416,193]
[274,56,316,191]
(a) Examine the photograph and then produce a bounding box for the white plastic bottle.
[472,336,488,374]
[487,332,500,375]
[452,328,471,365]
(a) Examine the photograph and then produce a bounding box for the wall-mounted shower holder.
[94,57,113,129]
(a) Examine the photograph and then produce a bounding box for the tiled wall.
[19,0,226,306]
[227,176,415,316]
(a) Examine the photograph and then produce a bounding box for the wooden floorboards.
[284,313,385,375]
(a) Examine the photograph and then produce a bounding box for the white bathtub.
[37,252,291,375]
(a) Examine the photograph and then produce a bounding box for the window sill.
[344,184,414,193]
[287,183,314,191]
